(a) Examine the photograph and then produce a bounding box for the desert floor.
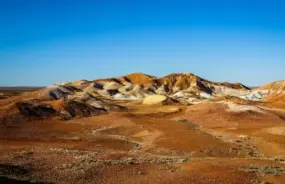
[1,95,285,184]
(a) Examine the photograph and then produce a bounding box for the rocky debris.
[243,165,285,176]
[49,147,189,173]
[0,164,29,176]
[57,155,189,172]
[203,128,266,159]
[48,148,99,157]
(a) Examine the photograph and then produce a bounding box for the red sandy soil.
[1,101,285,184]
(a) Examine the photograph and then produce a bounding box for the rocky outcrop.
[239,80,285,102]
[90,72,251,102]
[4,72,284,121]
[64,101,107,117]
[16,98,126,120]
[48,85,80,100]
[14,88,127,119]
[16,102,57,118]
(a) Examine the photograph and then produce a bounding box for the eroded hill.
[1,72,285,184]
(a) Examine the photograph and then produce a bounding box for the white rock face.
[113,93,138,101]
[172,91,186,98]
[225,102,265,113]
[240,90,269,101]
[213,85,250,96]
[199,92,213,99]
[45,74,285,105]
[156,85,169,95]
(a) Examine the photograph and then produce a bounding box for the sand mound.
[143,95,167,105]
[143,95,176,105]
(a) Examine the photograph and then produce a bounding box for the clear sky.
[1,0,285,86]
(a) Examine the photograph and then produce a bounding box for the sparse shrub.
[244,165,285,176]
[261,181,272,184]
[173,118,188,123]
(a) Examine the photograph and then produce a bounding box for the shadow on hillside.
[0,176,49,184]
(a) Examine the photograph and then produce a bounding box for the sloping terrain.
[258,80,285,108]
[30,72,252,103]
[241,80,285,103]
[0,84,126,121]
[1,102,285,184]
[0,72,284,183]
[1,72,253,120]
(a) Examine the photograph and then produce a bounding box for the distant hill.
[1,72,284,120]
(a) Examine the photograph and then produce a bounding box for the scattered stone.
[243,165,285,176]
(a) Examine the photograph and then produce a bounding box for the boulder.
[143,95,176,105]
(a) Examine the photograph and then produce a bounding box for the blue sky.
[1,0,285,86]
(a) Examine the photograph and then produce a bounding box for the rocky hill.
[82,72,251,103]
[1,72,284,120]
